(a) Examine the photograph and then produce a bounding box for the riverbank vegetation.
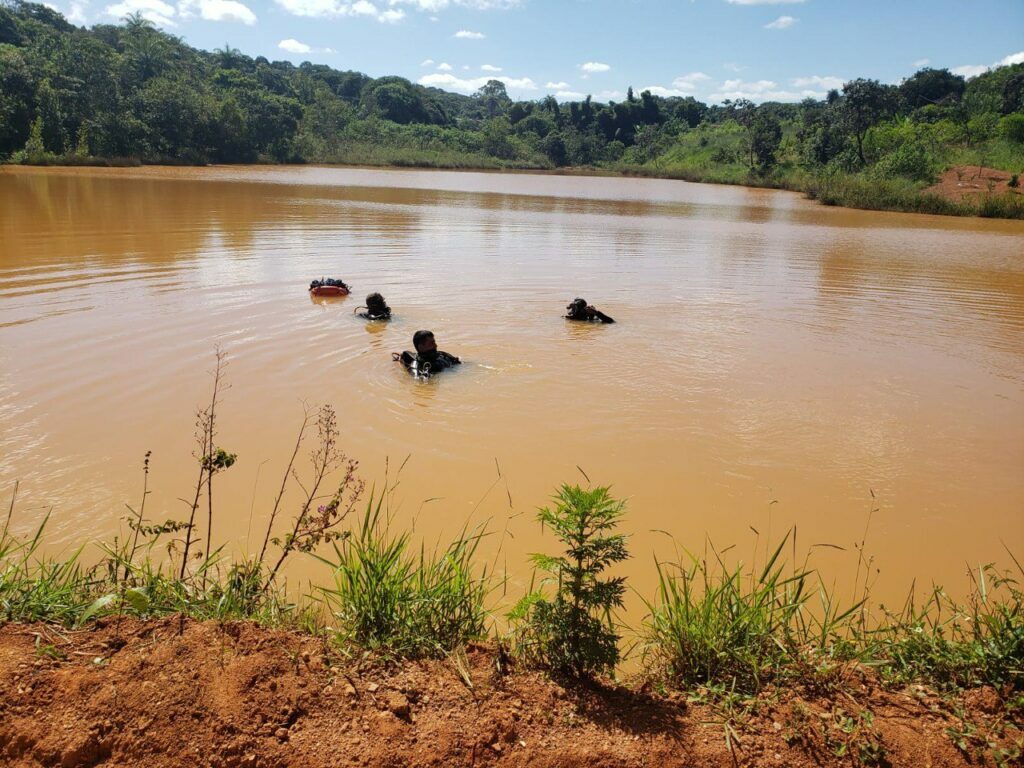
[2,357,1022,764]
[2,1,1023,218]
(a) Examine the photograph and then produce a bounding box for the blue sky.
[56,0,1024,103]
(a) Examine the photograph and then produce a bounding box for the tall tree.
[840,78,893,165]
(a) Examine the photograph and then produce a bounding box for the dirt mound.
[0,618,1017,767]
[926,165,1022,201]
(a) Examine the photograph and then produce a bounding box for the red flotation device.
[309,278,350,297]
[310,284,349,296]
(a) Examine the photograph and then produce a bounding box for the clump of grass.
[641,531,862,695]
[641,529,1024,697]
[318,491,492,659]
[0,509,307,629]
[873,563,1024,691]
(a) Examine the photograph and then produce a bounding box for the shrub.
[509,485,629,678]
[869,142,937,183]
[1000,113,1024,144]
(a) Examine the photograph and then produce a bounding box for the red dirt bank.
[0,618,1018,767]
[925,165,1023,202]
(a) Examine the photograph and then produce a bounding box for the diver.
[565,297,615,323]
[394,330,461,376]
[356,292,392,321]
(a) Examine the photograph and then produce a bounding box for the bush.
[509,485,629,678]
[1001,113,1024,144]
[869,142,937,183]
[968,111,1001,142]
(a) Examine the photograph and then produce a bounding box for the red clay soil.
[925,165,1023,202]
[0,618,1020,768]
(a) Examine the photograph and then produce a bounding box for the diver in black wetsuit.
[394,330,461,376]
[357,292,391,321]
[565,297,615,323]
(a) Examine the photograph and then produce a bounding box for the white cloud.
[274,0,336,16]
[579,61,610,73]
[277,38,336,55]
[390,0,519,10]
[671,71,710,93]
[481,64,502,72]
[949,51,1024,79]
[545,80,570,89]
[179,0,256,23]
[764,14,795,29]
[436,61,452,71]
[104,0,175,25]
[641,85,689,98]
[952,64,991,78]
[595,89,623,101]
[723,62,746,73]
[278,38,312,53]
[726,0,804,4]
[792,75,844,90]
[420,58,434,66]
[454,29,485,39]
[418,73,536,94]
[67,0,89,23]
[555,90,585,101]
[709,78,827,103]
[913,58,930,68]
[274,0,403,21]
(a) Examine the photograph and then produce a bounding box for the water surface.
[2,165,1022,609]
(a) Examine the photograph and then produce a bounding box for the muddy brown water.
[1,165,1023,617]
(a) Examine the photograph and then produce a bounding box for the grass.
[0,512,305,630]
[316,489,492,658]
[640,529,1024,697]
[803,172,1024,219]
[4,475,1023,696]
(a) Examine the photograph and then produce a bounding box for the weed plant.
[317,491,491,658]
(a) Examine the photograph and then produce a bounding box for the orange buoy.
[309,278,350,297]
[310,284,350,297]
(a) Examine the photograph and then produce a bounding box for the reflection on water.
[1,165,1023,614]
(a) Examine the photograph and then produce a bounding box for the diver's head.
[366,292,388,313]
[567,298,588,317]
[413,330,437,356]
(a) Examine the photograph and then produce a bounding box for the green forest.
[2,0,1023,217]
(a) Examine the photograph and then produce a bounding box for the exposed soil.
[926,165,1023,201]
[0,618,1020,767]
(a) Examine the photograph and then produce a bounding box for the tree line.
[2,0,1022,182]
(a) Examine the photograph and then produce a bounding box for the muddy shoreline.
[1,618,1018,768]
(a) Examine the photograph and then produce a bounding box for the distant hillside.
[2,0,1023,217]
